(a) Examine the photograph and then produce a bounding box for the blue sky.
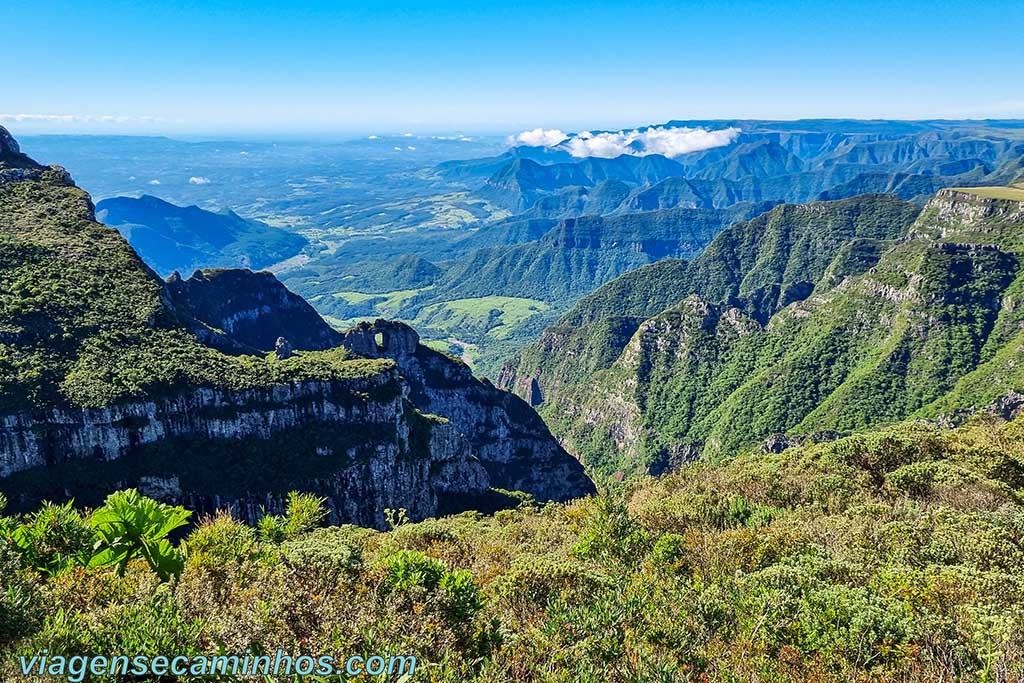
[3,0,1023,135]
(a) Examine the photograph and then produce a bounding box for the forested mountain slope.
[500,189,1024,476]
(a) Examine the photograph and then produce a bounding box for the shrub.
[8,501,93,578]
[489,556,608,625]
[381,550,446,591]
[88,489,191,581]
[185,512,262,571]
[572,497,650,562]
[282,527,363,574]
[0,538,42,643]
[258,491,328,543]
[651,532,687,569]
[440,569,484,621]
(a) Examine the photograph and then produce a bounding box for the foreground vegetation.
[3,415,1023,682]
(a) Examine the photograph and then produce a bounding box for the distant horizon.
[7,116,1024,144]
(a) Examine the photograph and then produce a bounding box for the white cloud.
[367,135,379,139]
[393,146,402,151]
[148,179,161,185]
[402,132,414,137]
[0,114,76,123]
[511,125,741,159]
[406,145,416,150]
[0,113,162,124]
[188,176,211,185]
[514,128,569,147]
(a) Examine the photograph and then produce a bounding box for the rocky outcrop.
[341,320,595,501]
[930,390,1024,430]
[274,336,294,359]
[0,127,20,156]
[910,188,1024,243]
[0,125,74,185]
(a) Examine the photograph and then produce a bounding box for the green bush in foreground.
[2,416,1024,681]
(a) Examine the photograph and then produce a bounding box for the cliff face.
[341,319,595,501]
[910,188,1024,246]
[0,371,488,528]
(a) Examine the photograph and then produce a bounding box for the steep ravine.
[0,125,593,527]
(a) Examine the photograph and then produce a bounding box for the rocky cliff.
[0,125,592,526]
[340,319,594,501]
[910,188,1024,247]
[0,371,489,528]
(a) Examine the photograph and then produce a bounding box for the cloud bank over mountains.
[512,125,741,159]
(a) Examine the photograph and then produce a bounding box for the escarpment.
[0,126,592,526]
[341,319,594,501]
[909,188,1024,247]
[0,373,490,529]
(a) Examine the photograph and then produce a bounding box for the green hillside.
[504,194,920,401]
[433,205,765,303]
[501,189,1024,477]
[0,145,390,413]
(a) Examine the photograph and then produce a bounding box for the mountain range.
[443,121,1024,218]
[72,121,1024,381]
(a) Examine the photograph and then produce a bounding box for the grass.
[331,287,429,312]
[378,287,429,313]
[950,185,1024,201]
[332,291,379,304]
[414,296,551,341]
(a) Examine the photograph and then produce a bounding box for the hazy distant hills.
[440,121,1024,217]
[476,155,690,212]
[96,194,307,276]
